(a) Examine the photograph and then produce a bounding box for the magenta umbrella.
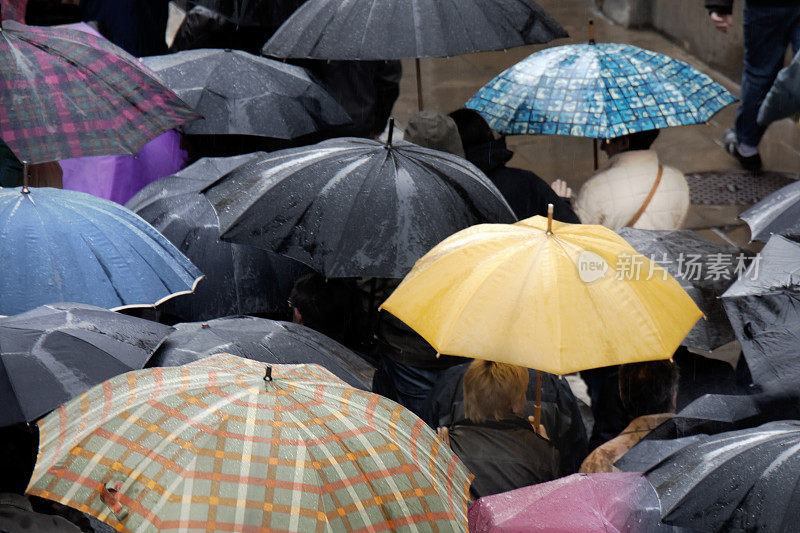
[468,472,669,533]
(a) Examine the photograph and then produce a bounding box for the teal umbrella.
[466,42,736,140]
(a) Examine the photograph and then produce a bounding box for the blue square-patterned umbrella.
[466,42,736,140]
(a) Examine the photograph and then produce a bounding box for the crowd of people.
[0,0,797,531]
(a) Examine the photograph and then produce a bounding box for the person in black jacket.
[437,360,561,500]
[80,0,169,57]
[448,108,579,223]
[423,363,589,475]
[706,0,800,171]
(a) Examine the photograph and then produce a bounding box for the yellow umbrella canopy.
[380,214,702,376]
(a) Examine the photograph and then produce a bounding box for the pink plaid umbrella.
[0,20,199,163]
[468,472,670,532]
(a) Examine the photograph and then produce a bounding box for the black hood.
[464,137,514,174]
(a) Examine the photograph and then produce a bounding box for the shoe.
[723,129,762,172]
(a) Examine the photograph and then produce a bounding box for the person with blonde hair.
[437,360,561,499]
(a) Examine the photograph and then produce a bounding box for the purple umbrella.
[468,472,671,532]
[60,130,188,205]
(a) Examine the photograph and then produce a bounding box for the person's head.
[463,360,529,423]
[619,360,679,418]
[448,108,495,152]
[601,129,660,158]
[404,110,465,157]
[289,273,358,345]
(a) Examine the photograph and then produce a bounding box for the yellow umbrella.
[380,209,702,376]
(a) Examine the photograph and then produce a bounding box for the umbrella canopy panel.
[0,21,198,163]
[206,138,517,278]
[146,316,374,390]
[647,421,800,532]
[141,49,351,139]
[29,355,471,532]
[126,154,310,320]
[0,303,172,426]
[740,179,800,242]
[262,0,567,60]
[617,228,746,351]
[466,42,736,139]
[0,187,203,316]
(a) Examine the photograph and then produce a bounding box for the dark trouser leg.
[736,4,800,148]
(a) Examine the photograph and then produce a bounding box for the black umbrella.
[262,0,567,109]
[140,49,351,139]
[617,228,749,351]
[646,421,800,532]
[145,316,374,390]
[722,235,800,395]
[126,153,311,322]
[422,363,589,475]
[205,137,517,278]
[190,0,304,28]
[740,180,800,242]
[0,303,173,427]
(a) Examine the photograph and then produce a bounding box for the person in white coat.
[553,129,690,230]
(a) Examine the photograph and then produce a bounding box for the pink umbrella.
[468,472,669,533]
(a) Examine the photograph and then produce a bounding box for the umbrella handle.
[533,370,542,428]
[100,481,129,520]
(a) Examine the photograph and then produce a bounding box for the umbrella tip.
[264,366,273,382]
[588,20,596,45]
[546,203,554,235]
[201,323,210,329]
[386,117,395,148]
[21,161,30,194]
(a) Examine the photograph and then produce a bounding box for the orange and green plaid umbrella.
[28,354,471,532]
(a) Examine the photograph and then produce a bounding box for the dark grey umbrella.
[125,154,311,322]
[739,180,800,242]
[0,303,173,427]
[205,137,517,278]
[145,316,374,390]
[262,0,567,109]
[140,49,351,139]
[190,0,305,28]
[617,228,749,351]
[646,421,800,532]
[263,0,567,59]
[722,235,800,395]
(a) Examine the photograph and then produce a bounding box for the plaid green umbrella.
[0,21,199,163]
[28,354,471,532]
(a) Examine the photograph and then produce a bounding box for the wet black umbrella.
[617,228,749,351]
[145,316,374,390]
[646,421,800,532]
[722,235,800,394]
[0,303,173,426]
[262,0,567,109]
[126,154,311,322]
[140,49,351,139]
[740,180,800,242]
[205,137,517,278]
[422,363,589,475]
[190,0,304,28]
